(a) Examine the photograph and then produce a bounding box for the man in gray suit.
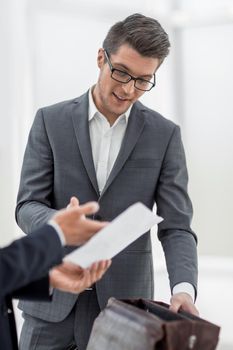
[16,13,198,350]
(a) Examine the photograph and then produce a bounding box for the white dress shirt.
[88,88,132,194]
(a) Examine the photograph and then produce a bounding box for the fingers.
[70,196,79,206]
[170,293,199,316]
[78,201,100,215]
[50,260,112,294]
[67,196,99,214]
[169,299,180,313]
[77,261,110,290]
[66,201,100,218]
[64,198,102,222]
[59,262,83,275]
[183,303,199,316]
[81,219,107,235]
[89,260,112,282]
[67,196,79,209]
[53,202,106,245]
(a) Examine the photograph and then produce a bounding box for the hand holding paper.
[64,202,163,268]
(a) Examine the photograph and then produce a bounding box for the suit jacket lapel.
[71,93,99,196]
[101,103,145,197]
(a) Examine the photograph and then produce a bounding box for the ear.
[97,48,105,68]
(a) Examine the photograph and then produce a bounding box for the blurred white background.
[1,0,233,349]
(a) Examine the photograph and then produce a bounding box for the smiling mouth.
[113,92,129,102]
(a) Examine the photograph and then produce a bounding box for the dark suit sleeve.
[12,277,51,301]
[155,125,198,294]
[15,109,57,234]
[0,225,62,299]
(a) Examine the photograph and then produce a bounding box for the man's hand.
[170,292,199,316]
[52,199,106,245]
[49,260,111,293]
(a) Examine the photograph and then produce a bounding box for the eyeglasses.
[104,50,156,92]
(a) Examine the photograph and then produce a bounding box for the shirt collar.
[88,87,132,124]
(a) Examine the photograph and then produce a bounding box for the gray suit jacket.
[16,91,197,322]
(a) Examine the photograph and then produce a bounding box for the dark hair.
[102,13,170,62]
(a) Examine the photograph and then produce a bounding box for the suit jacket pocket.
[126,159,161,168]
[123,250,152,254]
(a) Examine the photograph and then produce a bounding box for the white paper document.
[64,202,163,268]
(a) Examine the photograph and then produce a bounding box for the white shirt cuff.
[49,285,54,295]
[48,220,66,246]
[172,282,195,303]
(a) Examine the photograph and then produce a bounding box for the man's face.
[93,44,160,122]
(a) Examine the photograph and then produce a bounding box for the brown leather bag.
[87,298,220,350]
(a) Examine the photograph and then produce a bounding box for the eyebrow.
[113,62,153,80]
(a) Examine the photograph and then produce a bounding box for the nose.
[121,79,135,95]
